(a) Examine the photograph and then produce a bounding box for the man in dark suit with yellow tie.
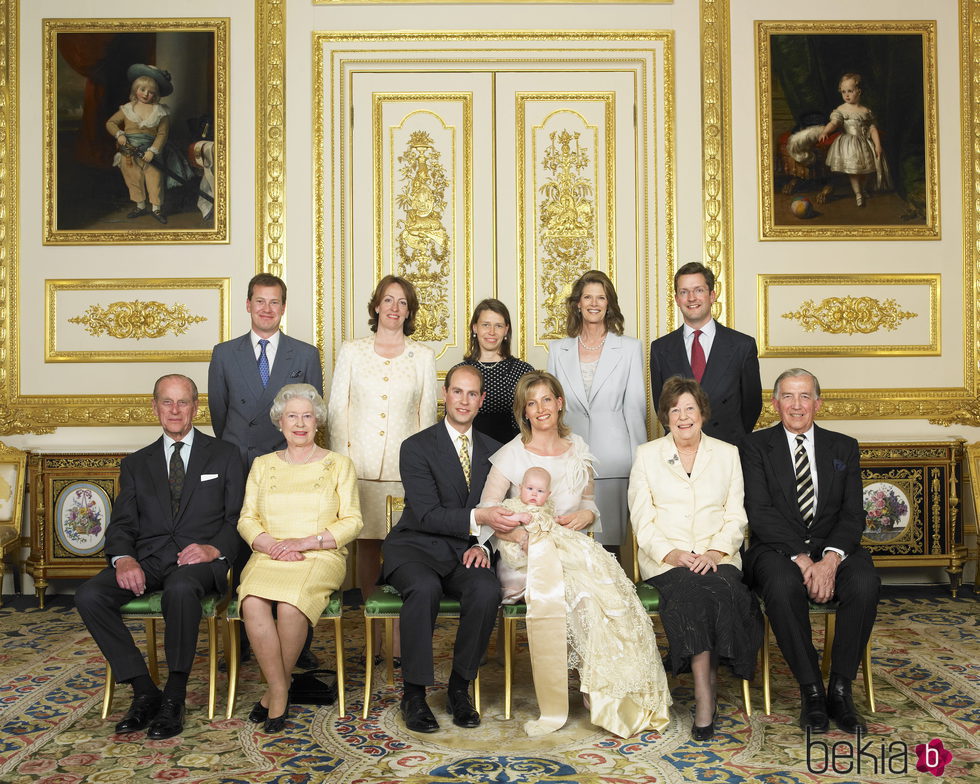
[76,375,244,739]
[381,364,515,733]
[740,368,879,734]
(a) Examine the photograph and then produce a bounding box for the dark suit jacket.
[381,421,500,579]
[740,423,865,577]
[208,332,323,468]
[650,321,762,444]
[104,429,244,576]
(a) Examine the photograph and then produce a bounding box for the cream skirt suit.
[327,336,437,539]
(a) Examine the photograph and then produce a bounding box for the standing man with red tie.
[649,261,763,445]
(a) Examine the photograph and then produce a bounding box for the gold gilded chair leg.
[102,662,114,719]
[762,617,772,715]
[146,619,160,684]
[504,616,514,720]
[741,679,752,716]
[362,614,374,720]
[862,641,876,713]
[820,614,836,680]
[226,618,240,720]
[474,669,481,713]
[384,618,395,686]
[206,616,218,719]
[333,616,346,717]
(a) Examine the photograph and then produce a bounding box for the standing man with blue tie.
[208,272,323,666]
[649,262,762,445]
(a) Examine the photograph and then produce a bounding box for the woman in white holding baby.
[481,370,670,738]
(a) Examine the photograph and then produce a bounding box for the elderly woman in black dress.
[628,376,762,741]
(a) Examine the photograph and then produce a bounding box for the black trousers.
[747,546,879,685]
[75,560,225,684]
[385,560,501,686]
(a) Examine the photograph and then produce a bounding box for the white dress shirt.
[783,425,846,561]
[250,330,281,373]
[683,318,716,364]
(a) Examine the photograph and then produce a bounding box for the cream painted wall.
[4,1,975,594]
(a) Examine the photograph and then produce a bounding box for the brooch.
[667,454,678,465]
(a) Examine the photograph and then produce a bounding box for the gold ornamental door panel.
[319,34,673,381]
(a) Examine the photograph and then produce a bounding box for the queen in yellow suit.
[238,384,362,733]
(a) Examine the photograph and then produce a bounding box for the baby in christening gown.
[498,467,671,738]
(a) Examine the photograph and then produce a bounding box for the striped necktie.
[795,434,815,526]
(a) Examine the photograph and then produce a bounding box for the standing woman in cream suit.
[328,275,437,633]
[628,376,762,741]
[548,270,647,550]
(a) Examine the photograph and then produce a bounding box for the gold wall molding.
[699,0,734,328]
[68,301,208,340]
[45,278,229,364]
[758,274,939,357]
[782,296,917,335]
[255,0,285,277]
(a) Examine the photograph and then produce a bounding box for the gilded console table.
[26,451,126,607]
[859,439,967,596]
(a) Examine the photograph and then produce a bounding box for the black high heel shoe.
[691,707,718,741]
[263,702,290,733]
[248,701,269,723]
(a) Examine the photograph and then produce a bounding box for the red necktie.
[690,329,706,382]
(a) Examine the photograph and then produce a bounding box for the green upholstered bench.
[101,588,227,721]
[224,589,346,719]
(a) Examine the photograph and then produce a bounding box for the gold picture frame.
[756,21,938,241]
[758,273,940,357]
[42,18,229,245]
[44,278,230,363]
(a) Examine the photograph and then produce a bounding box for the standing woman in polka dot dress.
[328,276,437,645]
[460,299,535,444]
[547,270,648,553]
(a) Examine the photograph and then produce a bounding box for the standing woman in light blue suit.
[547,270,647,550]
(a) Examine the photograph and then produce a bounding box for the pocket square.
[833,459,847,471]
[201,473,219,482]
[289,370,302,378]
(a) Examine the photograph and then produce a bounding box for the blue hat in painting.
[126,63,174,97]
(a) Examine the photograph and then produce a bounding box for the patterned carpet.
[0,589,976,784]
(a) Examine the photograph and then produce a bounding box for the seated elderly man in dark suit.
[76,374,244,739]
[740,368,879,734]
[381,364,515,733]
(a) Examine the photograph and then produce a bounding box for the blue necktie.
[257,339,270,387]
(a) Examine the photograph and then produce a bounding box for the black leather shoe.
[799,682,829,733]
[126,207,147,219]
[827,674,867,734]
[247,701,268,723]
[296,647,320,670]
[146,697,185,739]
[150,211,167,224]
[263,702,290,733]
[446,688,480,728]
[114,692,161,733]
[691,707,717,741]
[400,693,439,733]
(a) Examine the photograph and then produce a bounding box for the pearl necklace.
[578,334,607,351]
[284,443,318,464]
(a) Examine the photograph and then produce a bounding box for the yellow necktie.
[459,434,471,489]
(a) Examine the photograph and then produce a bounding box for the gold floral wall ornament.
[395,130,451,342]
[68,301,208,340]
[538,128,596,340]
[782,296,917,335]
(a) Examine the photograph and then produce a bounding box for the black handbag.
[288,668,337,705]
